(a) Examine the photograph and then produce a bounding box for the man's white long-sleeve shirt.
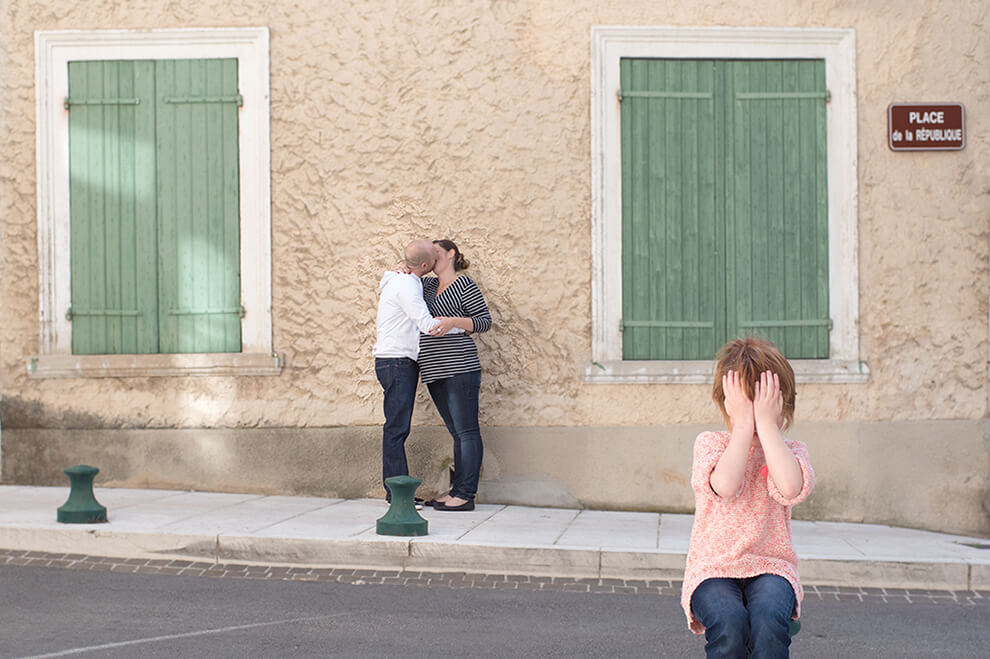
[373,271,460,360]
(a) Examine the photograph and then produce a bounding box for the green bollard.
[57,465,108,523]
[377,475,428,536]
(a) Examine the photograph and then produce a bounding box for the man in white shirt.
[373,240,459,502]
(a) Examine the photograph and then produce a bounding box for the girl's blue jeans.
[691,574,796,659]
[427,370,483,501]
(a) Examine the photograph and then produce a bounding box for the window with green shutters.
[620,58,829,360]
[67,58,242,355]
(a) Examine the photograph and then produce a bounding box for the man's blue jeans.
[427,370,483,501]
[691,574,796,659]
[375,357,419,500]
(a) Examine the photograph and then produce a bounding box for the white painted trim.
[29,352,283,378]
[589,26,864,380]
[582,359,869,385]
[33,28,273,364]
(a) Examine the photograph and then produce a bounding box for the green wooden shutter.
[619,58,829,360]
[68,58,242,355]
[726,60,829,358]
[155,59,242,353]
[620,59,719,360]
[68,60,159,354]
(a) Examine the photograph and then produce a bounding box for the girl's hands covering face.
[753,370,783,429]
[723,370,754,430]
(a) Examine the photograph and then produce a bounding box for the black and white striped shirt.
[418,276,492,384]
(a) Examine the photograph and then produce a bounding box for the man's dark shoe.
[385,496,427,510]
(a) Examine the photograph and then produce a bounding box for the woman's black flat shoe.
[432,499,475,511]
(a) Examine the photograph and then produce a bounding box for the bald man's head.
[404,240,437,276]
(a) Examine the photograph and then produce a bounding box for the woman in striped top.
[420,239,493,512]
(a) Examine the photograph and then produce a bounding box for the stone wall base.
[2,420,987,537]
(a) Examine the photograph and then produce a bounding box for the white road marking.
[18,612,366,658]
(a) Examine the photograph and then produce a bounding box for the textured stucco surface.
[2,0,989,429]
[1,2,988,531]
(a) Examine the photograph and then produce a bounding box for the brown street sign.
[888,103,965,151]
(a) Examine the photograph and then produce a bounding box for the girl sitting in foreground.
[681,337,815,659]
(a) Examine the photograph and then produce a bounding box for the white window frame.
[587,26,868,384]
[31,28,280,377]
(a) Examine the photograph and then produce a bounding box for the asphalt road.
[2,564,987,658]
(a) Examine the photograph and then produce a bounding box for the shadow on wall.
[0,396,113,429]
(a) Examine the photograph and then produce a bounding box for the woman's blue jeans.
[691,574,796,659]
[427,370,483,501]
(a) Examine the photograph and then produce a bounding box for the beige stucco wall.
[1,2,988,533]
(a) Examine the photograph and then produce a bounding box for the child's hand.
[723,370,755,431]
[753,370,783,431]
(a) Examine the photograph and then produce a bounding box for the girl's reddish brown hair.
[712,337,796,429]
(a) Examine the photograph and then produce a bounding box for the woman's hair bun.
[434,239,469,271]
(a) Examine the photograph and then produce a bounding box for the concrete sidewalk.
[0,485,987,591]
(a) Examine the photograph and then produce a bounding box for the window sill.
[28,352,284,378]
[582,359,870,384]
